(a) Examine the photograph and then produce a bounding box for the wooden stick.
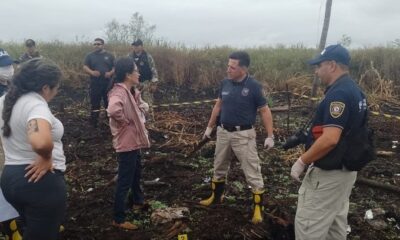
[356,177,400,193]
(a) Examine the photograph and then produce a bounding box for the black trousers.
[1,165,66,240]
[90,78,111,126]
[114,150,143,223]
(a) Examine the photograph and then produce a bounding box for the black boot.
[199,179,225,206]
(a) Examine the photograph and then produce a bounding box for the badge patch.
[241,88,249,96]
[330,102,345,118]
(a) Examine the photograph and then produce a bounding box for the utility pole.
[311,0,333,98]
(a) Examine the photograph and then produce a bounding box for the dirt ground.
[46,85,400,240]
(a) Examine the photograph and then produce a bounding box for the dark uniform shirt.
[84,50,115,80]
[128,51,152,82]
[218,75,267,126]
[18,51,41,63]
[309,74,367,145]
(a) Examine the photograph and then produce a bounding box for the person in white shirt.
[0,58,66,240]
[0,47,21,240]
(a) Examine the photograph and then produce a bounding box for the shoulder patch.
[330,101,345,118]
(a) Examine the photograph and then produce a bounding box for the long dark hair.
[2,58,62,137]
[108,57,136,92]
[114,57,135,83]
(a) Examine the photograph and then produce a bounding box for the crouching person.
[107,57,150,230]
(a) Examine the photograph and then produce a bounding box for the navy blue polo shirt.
[218,75,267,126]
[310,74,367,142]
[84,50,115,79]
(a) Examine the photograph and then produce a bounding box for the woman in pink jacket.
[107,57,150,230]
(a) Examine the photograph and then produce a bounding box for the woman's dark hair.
[2,58,62,137]
[114,57,135,83]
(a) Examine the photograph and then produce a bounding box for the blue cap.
[308,44,350,66]
[0,48,13,67]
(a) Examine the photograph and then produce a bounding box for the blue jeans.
[113,150,144,223]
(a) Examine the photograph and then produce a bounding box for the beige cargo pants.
[213,126,264,191]
[295,166,357,240]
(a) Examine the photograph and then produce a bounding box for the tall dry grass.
[2,41,399,101]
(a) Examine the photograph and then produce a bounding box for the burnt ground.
[45,85,400,240]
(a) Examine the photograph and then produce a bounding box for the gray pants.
[213,127,264,191]
[295,166,357,240]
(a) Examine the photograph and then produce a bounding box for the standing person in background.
[83,38,115,128]
[290,44,367,240]
[18,39,41,63]
[200,51,275,224]
[107,57,150,230]
[0,48,14,96]
[0,58,67,240]
[128,39,159,111]
[0,48,21,240]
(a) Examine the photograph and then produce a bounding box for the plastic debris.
[151,207,190,224]
[203,176,211,183]
[346,225,351,234]
[364,209,374,220]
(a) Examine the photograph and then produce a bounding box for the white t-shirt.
[0,92,66,171]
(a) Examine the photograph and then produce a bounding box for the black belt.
[221,124,253,132]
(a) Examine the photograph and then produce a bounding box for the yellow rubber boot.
[251,190,265,224]
[199,179,225,206]
[9,220,22,240]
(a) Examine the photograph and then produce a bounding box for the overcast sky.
[1,0,399,48]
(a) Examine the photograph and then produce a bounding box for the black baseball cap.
[131,39,143,46]
[25,39,36,47]
[308,44,350,66]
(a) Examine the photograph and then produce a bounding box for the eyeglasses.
[93,43,103,46]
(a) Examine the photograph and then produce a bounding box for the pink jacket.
[107,83,150,152]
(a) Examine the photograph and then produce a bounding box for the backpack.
[313,95,376,171]
[341,119,376,171]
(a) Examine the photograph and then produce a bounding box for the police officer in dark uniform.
[291,44,367,240]
[200,51,275,224]
[83,38,115,127]
[128,39,158,108]
[18,39,42,63]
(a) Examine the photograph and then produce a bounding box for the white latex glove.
[291,157,306,182]
[139,102,149,112]
[203,127,213,140]
[151,77,159,83]
[264,136,274,150]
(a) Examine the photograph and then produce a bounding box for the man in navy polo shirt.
[200,51,274,224]
[83,38,115,127]
[290,44,367,239]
